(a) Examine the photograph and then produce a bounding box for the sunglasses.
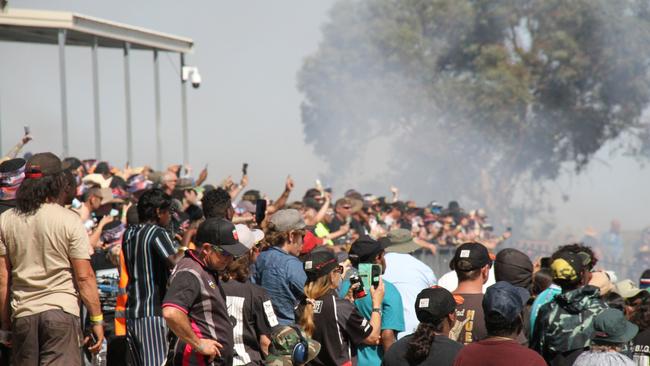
[342,206,352,210]
[212,245,233,258]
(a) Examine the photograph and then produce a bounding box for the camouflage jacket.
[529,285,607,359]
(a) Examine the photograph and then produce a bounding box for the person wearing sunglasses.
[162,217,249,366]
[296,250,385,366]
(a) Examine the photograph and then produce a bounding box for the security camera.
[190,70,201,89]
[182,66,201,89]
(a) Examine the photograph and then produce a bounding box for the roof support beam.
[123,42,133,165]
[58,28,69,157]
[153,49,162,171]
[180,53,189,166]
[91,36,101,160]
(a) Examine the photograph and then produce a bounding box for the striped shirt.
[122,223,177,318]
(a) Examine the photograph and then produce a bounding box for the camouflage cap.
[265,326,320,366]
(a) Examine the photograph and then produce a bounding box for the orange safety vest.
[114,249,128,336]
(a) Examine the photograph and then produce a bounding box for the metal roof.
[0,8,193,53]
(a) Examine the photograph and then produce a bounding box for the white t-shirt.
[437,267,495,293]
[383,252,438,338]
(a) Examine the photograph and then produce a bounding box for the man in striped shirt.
[122,188,183,366]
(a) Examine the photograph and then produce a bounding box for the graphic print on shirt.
[263,300,279,327]
[227,296,250,365]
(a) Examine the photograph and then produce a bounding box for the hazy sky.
[1,1,649,237]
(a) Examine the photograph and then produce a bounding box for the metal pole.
[58,29,69,157]
[0,92,3,155]
[153,50,162,170]
[123,42,133,164]
[180,53,189,166]
[91,36,102,160]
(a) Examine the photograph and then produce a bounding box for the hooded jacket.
[530,285,607,363]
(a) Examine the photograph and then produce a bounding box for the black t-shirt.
[328,216,366,236]
[632,328,650,365]
[382,334,463,366]
[163,251,233,366]
[221,279,278,365]
[453,293,487,345]
[295,290,372,366]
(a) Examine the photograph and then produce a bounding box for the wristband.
[90,314,104,323]
[372,308,382,315]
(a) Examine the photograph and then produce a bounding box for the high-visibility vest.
[114,249,128,336]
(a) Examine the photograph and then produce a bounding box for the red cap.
[301,230,324,255]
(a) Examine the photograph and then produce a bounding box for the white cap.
[235,224,265,250]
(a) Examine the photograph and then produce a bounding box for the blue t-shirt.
[529,284,561,337]
[339,278,405,366]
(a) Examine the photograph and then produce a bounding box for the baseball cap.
[300,230,324,255]
[483,281,530,323]
[494,248,533,289]
[589,271,614,295]
[304,250,340,280]
[266,326,320,366]
[195,218,249,258]
[615,279,643,299]
[592,308,638,344]
[639,269,650,290]
[386,229,420,254]
[234,224,264,250]
[415,286,457,324]
[269,209,306,232]
[99,187,123,206]
[450,242,492,271]
[349,236,390,264]
[25,152,70,177]
[550,251,589,282]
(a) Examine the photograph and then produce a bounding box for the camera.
[182,66,201,89]
[190,70,201,89]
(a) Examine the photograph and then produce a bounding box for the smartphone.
[24,125,30,135]
[242,163,248,176]
[255,199,267,225]
[358,263,382,290]
[109,209,119,217]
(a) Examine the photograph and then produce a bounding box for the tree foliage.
[298,0,650,226]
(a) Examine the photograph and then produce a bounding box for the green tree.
[298,0,650,229]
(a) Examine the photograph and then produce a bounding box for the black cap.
[26,152,70,177]
[483,281,530,323]
[195,218,249,258]
[349,236,390,264]
[450,242,492,271]
[415,286,457,324]
[494,248,533,289]
[304,250,339,280]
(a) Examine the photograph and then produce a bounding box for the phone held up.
[358,263,382,291]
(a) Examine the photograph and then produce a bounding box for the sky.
[1,1,649,238]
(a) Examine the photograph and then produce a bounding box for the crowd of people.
[1,141,650,366]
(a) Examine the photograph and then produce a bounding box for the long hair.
[298,274,335,337]
[16,172,67,215]
[405,321,443,365]
[221,254,251,283]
